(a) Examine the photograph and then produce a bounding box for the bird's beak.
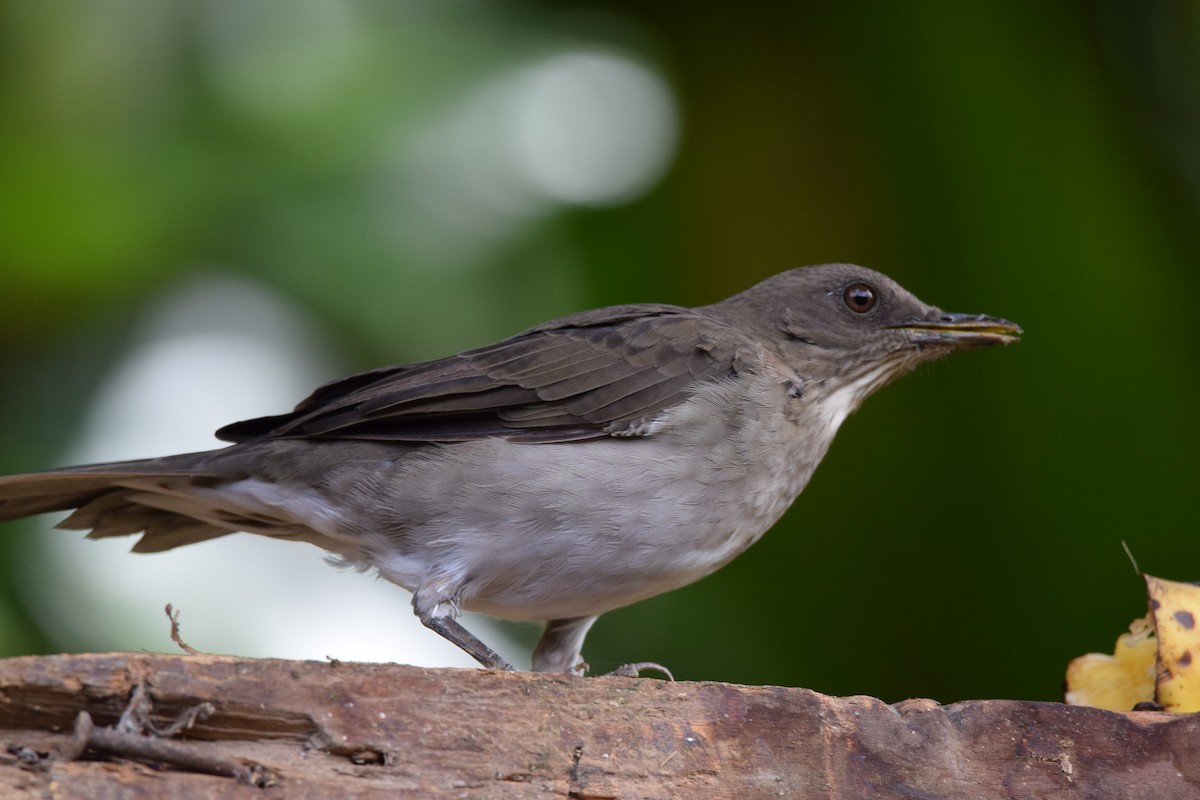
[891,313,1023,348]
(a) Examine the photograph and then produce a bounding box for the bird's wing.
[217,304,756,444]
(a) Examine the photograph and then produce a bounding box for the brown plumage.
[0,263,1020,675]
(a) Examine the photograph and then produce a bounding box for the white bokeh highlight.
[376,49,680,271]
[514,52,678,206]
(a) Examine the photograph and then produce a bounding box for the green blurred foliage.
[2,1,1198,702]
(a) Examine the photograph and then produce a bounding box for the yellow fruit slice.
[1065,615,1155,711]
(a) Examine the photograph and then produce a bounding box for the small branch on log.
[67,708,272,787]
[163,603,202,656]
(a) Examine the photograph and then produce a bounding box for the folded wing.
[218,304,752,444]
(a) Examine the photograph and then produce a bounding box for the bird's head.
[708,263,1021,414]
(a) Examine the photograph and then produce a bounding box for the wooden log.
[0,652,1196,798]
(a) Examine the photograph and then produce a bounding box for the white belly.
[346,374,829,621]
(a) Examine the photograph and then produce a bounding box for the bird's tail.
[0,451,237,552]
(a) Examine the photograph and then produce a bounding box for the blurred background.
[1,1,1198,704]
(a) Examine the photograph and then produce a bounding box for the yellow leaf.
[1146,574,1200,712]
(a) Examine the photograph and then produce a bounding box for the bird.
[0,263,1020,676]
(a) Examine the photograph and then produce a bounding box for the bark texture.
[0,652,1196,798]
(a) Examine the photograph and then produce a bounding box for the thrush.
[0,264,1020,675]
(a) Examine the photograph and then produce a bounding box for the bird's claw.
[599,661,674,680]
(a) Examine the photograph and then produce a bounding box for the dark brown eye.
[843,282,877,313]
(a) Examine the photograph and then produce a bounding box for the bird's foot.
[597,661,674,680]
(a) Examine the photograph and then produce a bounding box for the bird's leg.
[424,617,517,672]
[532,616,598,674]
[412,573,515,671]
[532,615,674,678]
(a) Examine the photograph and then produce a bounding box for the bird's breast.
[335,372,840,620]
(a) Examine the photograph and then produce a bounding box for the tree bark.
[0,652,1196,799]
